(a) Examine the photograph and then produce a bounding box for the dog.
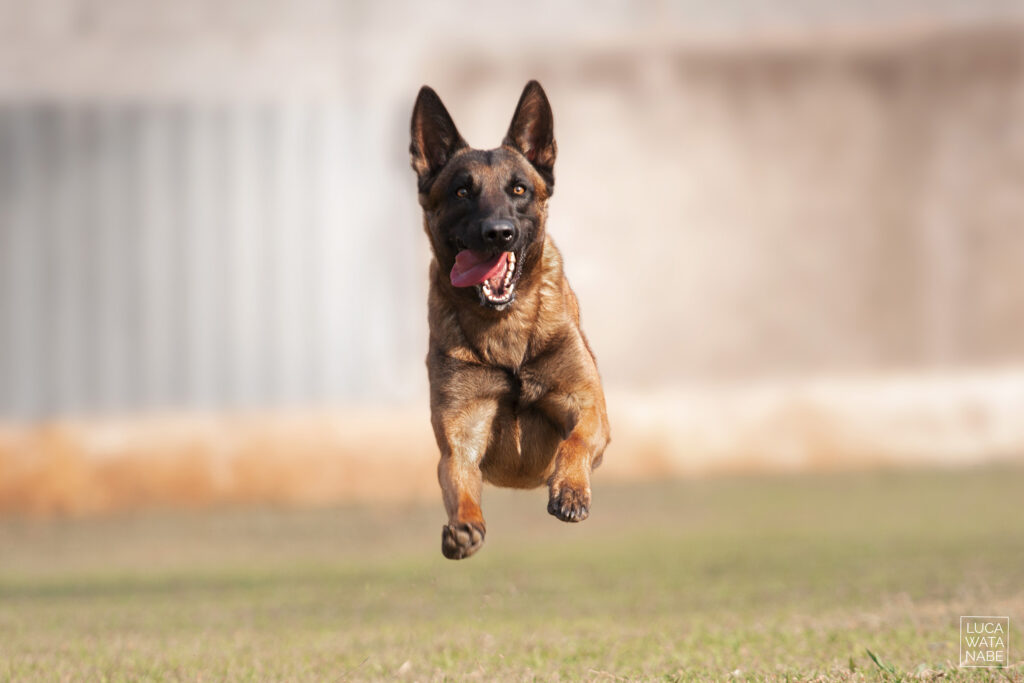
[410,81,610,559]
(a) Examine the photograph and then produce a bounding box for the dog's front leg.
[538,389,609,523]
[432,396,497,559]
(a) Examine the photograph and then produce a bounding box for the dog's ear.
[503,80,556,188]
[410,86,467,190]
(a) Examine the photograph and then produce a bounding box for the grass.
[1,467,1023,681]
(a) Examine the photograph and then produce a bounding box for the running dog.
[410,81,610,559]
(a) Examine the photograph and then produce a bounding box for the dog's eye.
[455,187,469,199]
[512,184,527,196]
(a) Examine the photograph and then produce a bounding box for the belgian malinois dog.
[410,81,610,559]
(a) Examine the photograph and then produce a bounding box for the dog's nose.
[481,220,516,247]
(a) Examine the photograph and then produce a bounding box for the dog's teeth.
[509,252,516,264]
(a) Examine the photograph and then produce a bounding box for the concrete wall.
[2,1,1024,416]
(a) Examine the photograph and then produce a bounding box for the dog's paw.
[547,484,590,523]
[441,521,485,560]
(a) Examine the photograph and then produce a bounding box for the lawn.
[1,467,1022,681]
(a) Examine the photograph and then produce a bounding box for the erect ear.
[502,80,556,188]
[410,86,467,191]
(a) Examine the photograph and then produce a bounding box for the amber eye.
[455,187,469,199]
[512,184,526,196]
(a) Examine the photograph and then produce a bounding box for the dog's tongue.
[450,250,507,287]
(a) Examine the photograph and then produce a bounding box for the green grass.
[1,467,1023,681]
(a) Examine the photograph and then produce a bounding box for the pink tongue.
[450,250,507,287]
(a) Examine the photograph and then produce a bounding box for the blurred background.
[2,0,1024,514]
[4,4,1024,680]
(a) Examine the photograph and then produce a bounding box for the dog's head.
[410,81,556,312]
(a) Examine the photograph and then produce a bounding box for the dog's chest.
[476,333,530,371]
[460,308,534,371]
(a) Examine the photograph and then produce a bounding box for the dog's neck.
[429,234,572,371]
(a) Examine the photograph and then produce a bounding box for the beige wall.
[1,1,1023,401]
[2,1,1023,503]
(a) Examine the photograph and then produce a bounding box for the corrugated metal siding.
[0,103,419,418]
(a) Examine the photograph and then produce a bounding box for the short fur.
[410,81,610,559]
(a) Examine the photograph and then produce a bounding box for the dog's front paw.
[441,521,485,560]
[547,483,590,523]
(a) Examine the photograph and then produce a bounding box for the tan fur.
[427,232,609,558]
[413,82,609,559]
